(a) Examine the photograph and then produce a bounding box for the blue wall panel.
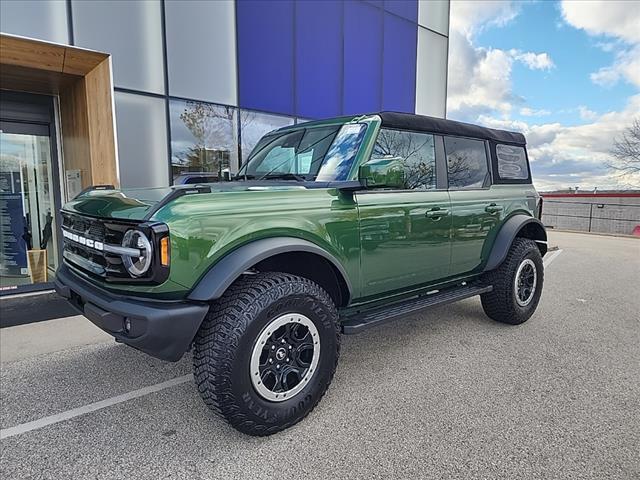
[237,0,418,118]
[343,1,383,114]
[237,0,294,115]
[295,0,342,119]
[382,13,417,113]
[383,0,418,22]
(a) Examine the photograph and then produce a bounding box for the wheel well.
[516,222,548,256]
[253,252,349,307]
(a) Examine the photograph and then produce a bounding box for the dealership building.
[0,0,450,298]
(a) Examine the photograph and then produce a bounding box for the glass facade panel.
[0,0,68,44]
[114,92,168,188]
[343,1,383,114]
[418,0,449,36]
[415,27,448,117]
[170,100,238,182]
[240,110,294,165]
[382,13,417,112]
[0,128,59,290]
[72,0,165,93]
[165,0,237,106]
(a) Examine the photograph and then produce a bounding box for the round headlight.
[122,230,152,277]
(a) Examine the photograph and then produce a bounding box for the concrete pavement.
[0,231,638,479]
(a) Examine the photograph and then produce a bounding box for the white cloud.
[561,1,640,88]
[561,1,640,43]
[447,2,553,120]
[520,107,551,117]
[478,95,640,189]
[578,106,598,120]
[448,0,640,190]
[510,50,555,71]
[449,0,522,37]
[590,45,640,88]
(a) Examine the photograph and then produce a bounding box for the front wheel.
[481,238,544,325]
[192,272,340,436]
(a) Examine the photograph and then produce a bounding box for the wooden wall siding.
[0,34,118,190]
[59,78,92,188]
[83,59,117,187]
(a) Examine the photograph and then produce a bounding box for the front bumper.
[54,264,209,361]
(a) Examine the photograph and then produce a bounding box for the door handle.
[426,208,450,218]
[485,203,504,213]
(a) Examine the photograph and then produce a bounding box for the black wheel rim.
[250,314,320,402]
[515,258,537,307]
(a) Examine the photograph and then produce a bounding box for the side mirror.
[358,157,405,189]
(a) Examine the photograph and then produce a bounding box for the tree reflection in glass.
[371,129,436,190]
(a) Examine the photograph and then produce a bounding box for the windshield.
[237,123,367,181]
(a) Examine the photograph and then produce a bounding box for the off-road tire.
[481,238,544,325]
[192,272,340,436]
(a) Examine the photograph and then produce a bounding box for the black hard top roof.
[378,111,526,146]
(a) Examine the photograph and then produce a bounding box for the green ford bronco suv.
[55,112,547,436]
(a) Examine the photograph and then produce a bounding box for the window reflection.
[169,100,238,183]
[370,128,436,190]
[316,124,367,181]
[240,110,294,165]
[444,137,489,189]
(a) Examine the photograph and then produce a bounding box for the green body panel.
[355,190,451,298]
[154,188,362,297]
[60,115,539,308]
[449,185,535,276]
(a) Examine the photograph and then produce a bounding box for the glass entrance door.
[0,119,60,293]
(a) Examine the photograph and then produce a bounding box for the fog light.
[123,318,132,334]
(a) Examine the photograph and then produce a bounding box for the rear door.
[356,128,451,298]
[445,136,505,276]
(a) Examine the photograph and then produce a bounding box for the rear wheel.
[192,272,340,436]
[481,238,544,325]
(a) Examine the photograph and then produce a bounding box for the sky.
[447,0,640,191]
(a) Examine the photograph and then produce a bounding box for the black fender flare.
[483,215,547,272]
[187,237,353,303]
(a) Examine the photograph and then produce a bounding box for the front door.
[356,128,451,299]
[0,92,62,294]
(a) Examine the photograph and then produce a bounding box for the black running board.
[341,284,492,334]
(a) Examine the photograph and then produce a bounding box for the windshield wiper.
[234,173,255,180]
[260,173,306,182]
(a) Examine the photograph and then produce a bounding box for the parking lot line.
[0,374,193,440]
[543,249,563,268]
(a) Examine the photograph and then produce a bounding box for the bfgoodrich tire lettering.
[480,237,544,325]
[192,272,340,436]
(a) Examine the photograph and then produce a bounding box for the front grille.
[61,212,136,280]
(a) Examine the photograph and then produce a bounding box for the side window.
[371,128,436,190]
[444,137,489,189]
[496,144,529,180]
